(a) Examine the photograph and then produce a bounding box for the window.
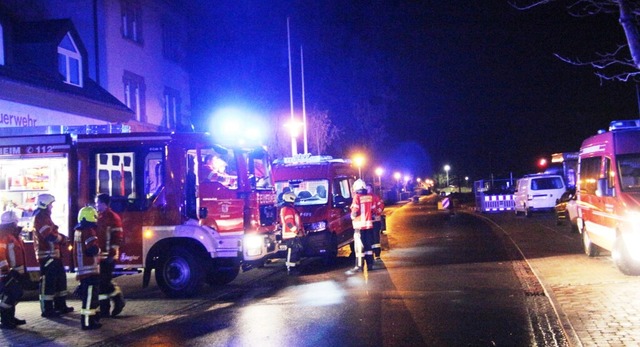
[163,87,180,130]
[57,32,82,87]
[0,23,4,66]
[121,0,143,43]
[579,156,602,195]
[96,152,135,199]
[123,71,146,122]
[162,18,185,63]
[531,177,564,190]
[617,154,640,191]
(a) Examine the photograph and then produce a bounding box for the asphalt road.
[4,194,634,346]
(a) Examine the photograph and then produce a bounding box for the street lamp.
[353,154,365,178]
[284,119,303,156]
[444,165,450,187]
[375,167,383,196]
[393,172,401,188]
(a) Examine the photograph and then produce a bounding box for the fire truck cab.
[577,120,640,275]
[272,156,356,263]
[0,127,278,297]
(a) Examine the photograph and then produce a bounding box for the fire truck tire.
[582,229,600,257]
[613,236,640,276]
[155,247,204,298]
[322,234,339,266]
[206,265,240,286]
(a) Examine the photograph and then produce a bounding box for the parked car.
[514,173,566,217]
[555,188,578,232]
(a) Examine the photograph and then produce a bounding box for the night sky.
[188,1,637,182]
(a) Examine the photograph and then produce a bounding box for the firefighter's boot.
[41,300,59,317]
[81,313,102,330]
[10,307,25,325]
[0,308,16,329]
[365,255,376,271]
[54,296,74,314]
[111,292,125,317]
[99,299,111,318]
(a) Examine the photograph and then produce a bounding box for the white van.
[514,174,566,217]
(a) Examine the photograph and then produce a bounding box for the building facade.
[1,0,192,132]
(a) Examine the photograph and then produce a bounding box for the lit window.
[57,32,82,87]
[163,87,180,130]
[121,0,143,43]
[123,71,146,122]
[0,23,4,66]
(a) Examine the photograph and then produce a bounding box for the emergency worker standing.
[0,211,27,328]
[279,192,304,275]
[366,184,385,260]
[33,194,73,317]
[95,194,126,318]
[74,206,102,330]
[348,179,376,273]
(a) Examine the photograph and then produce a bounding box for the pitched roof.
[0,18,133,123]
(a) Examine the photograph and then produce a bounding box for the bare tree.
[264,115,292,161]
[511,0,640,82]
[305,107,340,156]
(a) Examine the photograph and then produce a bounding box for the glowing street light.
[284,119,304,156]
[444,164,451,187]
[353,154,365,178]
[374,167,384,196]
[393,172,401,185]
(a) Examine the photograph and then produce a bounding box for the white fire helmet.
[282,192,297,203]
[0,210,19,226]
[353,179,366,192]
[36,194,56,209]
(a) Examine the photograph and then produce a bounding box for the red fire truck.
[0,127,278,297]
[272,156,356,264]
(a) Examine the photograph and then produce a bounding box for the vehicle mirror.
[596,178,612,197]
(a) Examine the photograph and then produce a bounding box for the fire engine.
[0,126,279,297]
[272,155,357,264]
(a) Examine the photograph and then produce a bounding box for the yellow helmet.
[36,194,55,209]
[77,206,98,223]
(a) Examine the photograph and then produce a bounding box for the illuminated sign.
[0,113,38,127]
[0,145,66,156]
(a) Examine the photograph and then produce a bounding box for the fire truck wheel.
[155,247,204,298]
[206,265,240,286]
[613,235,640,276]
[582,229,600,257]
[322,235,338,266]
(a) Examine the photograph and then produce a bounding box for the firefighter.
[33,193,73,317]
[0,211,27,328]
[279,191,304,275]
[94,193,126,318]
[348,179,376,273]
[366,184,385,261]
[74,206,102,330]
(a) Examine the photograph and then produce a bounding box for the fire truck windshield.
[247,148,273,190]
[275,179,329,206]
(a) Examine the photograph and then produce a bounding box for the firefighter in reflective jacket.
[95,194,126,318]
[349,179,376,273]
[279,192,304,274]
[0,211,27,329]
[74,206,102,330]
[366,184,385,260]
[33,193,73,317]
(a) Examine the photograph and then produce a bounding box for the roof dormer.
[57,32,82,87]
